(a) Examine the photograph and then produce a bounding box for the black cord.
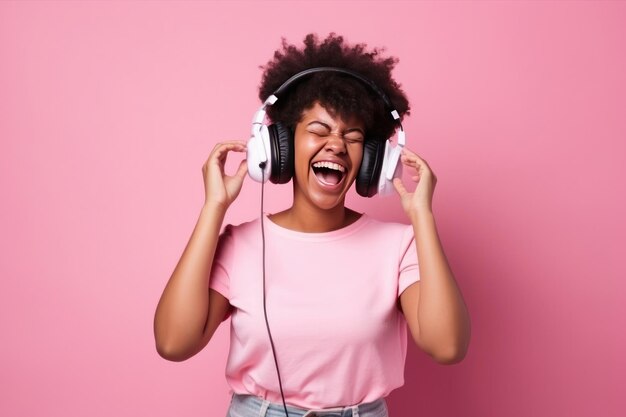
[259,162,290,417]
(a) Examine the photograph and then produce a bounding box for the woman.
[154,33,471,417]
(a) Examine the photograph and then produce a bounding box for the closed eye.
[308,129,329,137]
[345,135,364,144]
[307,121,331,136]
[306,122,364,143]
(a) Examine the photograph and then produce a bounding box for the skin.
[154,101,471,365]
[268,102,365,232]
[393,149,471,364]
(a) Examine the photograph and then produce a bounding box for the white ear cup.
[377,140,403,196]
[247,125,272,183]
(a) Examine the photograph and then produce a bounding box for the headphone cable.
[259,162,290,417]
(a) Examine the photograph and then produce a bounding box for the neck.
[289,204,348,233]
[271,190,360,233]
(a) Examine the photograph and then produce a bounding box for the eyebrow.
[307,121,365,135]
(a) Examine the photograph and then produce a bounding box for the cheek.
[294,139,318,167]
[292,144,314,178]
[350,147,364,173]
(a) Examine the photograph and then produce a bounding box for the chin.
[306,188,350,211]
[294,173,355,211]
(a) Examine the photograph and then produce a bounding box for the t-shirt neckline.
[262,212,370,241]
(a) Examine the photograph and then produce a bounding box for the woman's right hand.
[202,140,248,210]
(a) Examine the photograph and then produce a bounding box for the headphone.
[247,67,406,197]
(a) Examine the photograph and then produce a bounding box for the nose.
[324,133,347,154]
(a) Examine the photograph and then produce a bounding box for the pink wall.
[1,1,624,416]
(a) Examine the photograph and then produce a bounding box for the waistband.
[231,392,387,417]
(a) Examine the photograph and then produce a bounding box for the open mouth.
[312,161,346,186]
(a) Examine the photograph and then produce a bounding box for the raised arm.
[394,147,471,364]
[153,141,247,361]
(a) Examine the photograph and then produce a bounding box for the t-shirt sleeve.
[398,224,420,298]
[209,224,234,317]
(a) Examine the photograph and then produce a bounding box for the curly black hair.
[258,33,410,142]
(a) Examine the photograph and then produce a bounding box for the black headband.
[268,67,402,129]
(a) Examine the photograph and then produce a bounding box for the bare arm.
[153,141,247,361]
[399,213,471,365]
[394,147,471,364]
[154,205,226,361]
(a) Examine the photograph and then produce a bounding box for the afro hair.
[258,33,410,142]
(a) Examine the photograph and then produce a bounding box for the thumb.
[393,177,408,197]
[234,159,248,180]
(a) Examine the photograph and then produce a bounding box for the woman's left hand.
[393,147,437,218]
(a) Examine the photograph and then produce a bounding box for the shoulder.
[356,216,415,258]
[222,216,262,235]
[360,215,413,238]
[216,217,263,251]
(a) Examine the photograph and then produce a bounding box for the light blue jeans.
[226,393,389,417]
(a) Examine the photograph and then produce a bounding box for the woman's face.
[292,101,365,211]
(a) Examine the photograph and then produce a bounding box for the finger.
[400,156,423,177]
[401,148,429,165]
[401,147,417,156]
[212,141,247,155]
[401,153,433,177]
[215,142,247,153]
[393,177,408,197]
[401,147,421,158]
[207,142,245,163]
[212,142,248,165]
[400,155,420,167]
[213,140,248,149]
[233,159,248,180]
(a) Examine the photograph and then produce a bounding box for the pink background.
[1,1,624,416]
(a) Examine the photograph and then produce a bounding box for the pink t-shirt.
[209,213,420,409]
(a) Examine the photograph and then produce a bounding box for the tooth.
[312,161,345,172]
